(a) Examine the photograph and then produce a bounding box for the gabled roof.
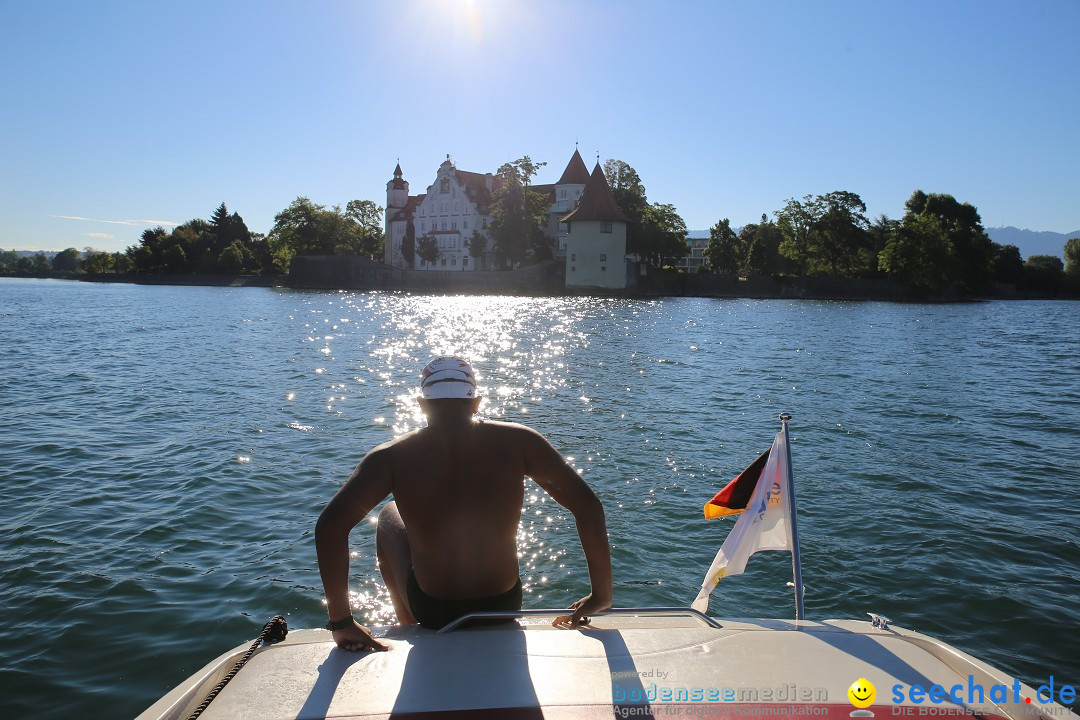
[560,163,629,224]
[391,194,425,221]
[453,170,502,206]
[557,149,591,185]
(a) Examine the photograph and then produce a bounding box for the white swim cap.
[420,356,477,399]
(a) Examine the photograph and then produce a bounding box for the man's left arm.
[522,428,613,628]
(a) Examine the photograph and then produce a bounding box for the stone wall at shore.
[46,256,1073,300]
[287,255,566,295]
[638,271,962,301]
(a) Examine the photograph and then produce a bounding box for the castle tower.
[561,163,630,290]
[385,163,410,265]
[387,163,409,209]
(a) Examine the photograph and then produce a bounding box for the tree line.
[0,198,385,278]
[703,190,1080,296]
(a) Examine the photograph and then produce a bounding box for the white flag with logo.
[692,428,794,613]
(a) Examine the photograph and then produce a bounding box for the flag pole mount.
[780,413,806,620]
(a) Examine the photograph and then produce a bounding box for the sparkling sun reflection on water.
[298,293,594,620]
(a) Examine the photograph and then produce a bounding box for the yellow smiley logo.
[848,678,876,708]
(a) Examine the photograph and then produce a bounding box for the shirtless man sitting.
[316,356,613,651]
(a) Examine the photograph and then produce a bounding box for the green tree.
[208,202,235,262]
[775,195,823,277]
[878,214,954,293]
[601,158,687,268]
[488,161,551,266]
[162,244,187,273]
[808,191,872,276]
[169,220,211,273]
[866,214,899,277]
[466,230,487,269]
[0,249,19,272]
[402,219,416,268]
[603,159,649,256]
[344,199,385,259]
[81,248,115,274]
[990,243,1024,285]
[128,226,170,272]
[499,156,546,187]
[1022,255,1065,294]
[638,202,689,267]
[1064,237,1080,276]
[112,251,133,274]
[52,247,82,274]
[217,243,244,274]
[743,214,783,276]
[704,218,742,274]
[903,191,993,294]
[416,233,440,266]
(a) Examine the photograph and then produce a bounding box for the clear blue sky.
[2,0,1077,253]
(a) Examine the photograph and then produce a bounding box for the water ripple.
[0,280,1077,718]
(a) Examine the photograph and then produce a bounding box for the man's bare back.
[381,419,531,599]
[316,357,612,651]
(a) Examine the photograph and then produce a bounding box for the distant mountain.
[985,227,1077,260]
[687,227,1077,260]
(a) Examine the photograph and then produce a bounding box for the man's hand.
[552,592,612,629]
[332,621,389,652]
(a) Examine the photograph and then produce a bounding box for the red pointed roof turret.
[557,149,591,186]
[561,163,629,224]
[390,162,407,190]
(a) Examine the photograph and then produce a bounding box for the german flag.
[703,449,771,519]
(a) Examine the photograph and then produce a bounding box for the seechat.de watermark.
[889,676,1075,708]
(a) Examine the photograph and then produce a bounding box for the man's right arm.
[521,427,613,628]
[315,446,393,651]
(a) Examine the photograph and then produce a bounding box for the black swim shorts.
[406,568,523,630]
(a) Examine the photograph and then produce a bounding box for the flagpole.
[780,413,806,620]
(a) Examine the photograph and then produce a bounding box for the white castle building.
[383,150,630,288]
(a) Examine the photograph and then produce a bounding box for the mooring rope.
[185,615,288,720]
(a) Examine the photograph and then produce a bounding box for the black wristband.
[325,615,355,631]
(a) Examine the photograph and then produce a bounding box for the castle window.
[441,258,447,266]
[452,257,457,266]
[440,177,449,193]
[601,266,607,271]
[600,254,607,261]
[570,266,575,272]
[601,222,612,233]
[463,257,469,266]
[571,253,576,261]
[464,220,468,229]
[452,221,457,230]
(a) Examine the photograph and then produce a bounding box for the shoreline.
[2,270,1075,301]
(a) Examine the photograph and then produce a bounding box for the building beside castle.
[384,150,631,289]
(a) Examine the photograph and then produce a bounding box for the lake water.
[0,277,1077,719]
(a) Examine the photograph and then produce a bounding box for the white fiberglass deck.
[138,613,1077,720]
